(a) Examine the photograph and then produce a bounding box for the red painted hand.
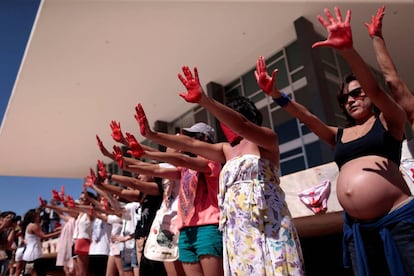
[59,186,65,204]
[312,7,353,50]
[39,196,46,207]
[96,135,114,159]
[125,132,144,158]
[52,190,62,202]
[178,66,202,103]
[97,160,107,181]
[365,5,385,38]
[112,145,124,169]
[110,120,125,143]
[66,195,75,208]
[134,103,149,136]
[87,168,97,187]
[254,56,278,95]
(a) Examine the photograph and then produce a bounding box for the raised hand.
[59,186,65,202]
[86,168,97,187]
[65,195,75,208]
[312,7,353,50]
[112,145,124,169]
[96,135,115,159]
[97,160,107,181]
[134,103,151,137]
[52,189,62,202]
[178,66,203,103]
[125,132,144,158]
[365,5,385,38]
[110,120,126,144]
[254,56,279,95]
[39,196,46,207]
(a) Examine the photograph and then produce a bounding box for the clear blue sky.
[0,1,84,217]
[0,177,83,217]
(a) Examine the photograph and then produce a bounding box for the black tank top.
[334,117,402,169]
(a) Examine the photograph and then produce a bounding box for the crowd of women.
[1,5,414,276]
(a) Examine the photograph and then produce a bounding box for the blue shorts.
[178,224,223,263]
[121,244,137,271]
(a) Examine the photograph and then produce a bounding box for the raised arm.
[365,5,414,127]
[144,150,213,173]
[255,56,337,146]
[123,158,180,179]
[178,66,279,154]
[110,174,161,196]
[135,103,226,163]
[313,7,406,137]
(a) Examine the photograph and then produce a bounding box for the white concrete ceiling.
[0,0,413,178]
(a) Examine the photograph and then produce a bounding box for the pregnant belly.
[336,156,410,220]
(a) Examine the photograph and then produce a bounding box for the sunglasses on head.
[339,87,363,105]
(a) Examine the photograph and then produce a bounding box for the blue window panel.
[274,118,299,144]
[286,40,302,72]
[280,147,302,160]
[281,156,306,176]
[242,68,260,97]
[305,141,324,168]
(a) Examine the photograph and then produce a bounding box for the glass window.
[267,50,284,64]
[274,118,299,144]
[301,124,311,135]
[319,46,336,65]
[280,147,302,160]
[291,68,305,82]
[194,108,208,124]
[250,92,266,104]
[285,40,302,72]
[327,79,343,118]
[260,106,271,129]
[281,156,306,175]
[225,86,242,98]
[273,58,289,89]
[336,53,351,78]
[242,68,260,96]
[305,141,325,168]
[323,62,339,77]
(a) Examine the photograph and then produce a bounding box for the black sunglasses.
[339,87,363,105]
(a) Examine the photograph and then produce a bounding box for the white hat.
[182,122,216,143]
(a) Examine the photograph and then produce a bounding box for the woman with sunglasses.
[256,6,413,276]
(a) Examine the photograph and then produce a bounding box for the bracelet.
[107,174,112,181]
[273,92,291,107]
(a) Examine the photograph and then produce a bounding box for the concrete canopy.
[1,0,413,178]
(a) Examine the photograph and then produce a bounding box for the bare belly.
[337,156,411,220]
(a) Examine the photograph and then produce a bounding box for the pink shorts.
[74,238,91,255]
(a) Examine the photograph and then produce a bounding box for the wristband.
[273,92,291,107]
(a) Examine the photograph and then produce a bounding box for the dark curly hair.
[225,96,263,126]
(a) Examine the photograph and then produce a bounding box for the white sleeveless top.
[22,228,42,262]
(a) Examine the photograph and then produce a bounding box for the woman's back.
[23,226,42,262]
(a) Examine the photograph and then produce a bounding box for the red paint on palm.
[312,7,353,50]
[125,132,144,158]
[365,5,385,38]
[178,66,202,103]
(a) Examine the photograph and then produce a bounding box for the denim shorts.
[178,224,223,263]
[121,244,137,271]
